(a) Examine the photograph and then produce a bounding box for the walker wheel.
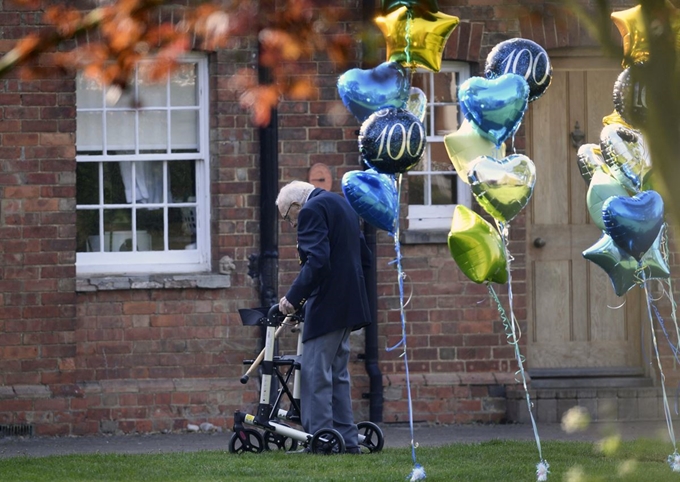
[264,423,299,451]
[228,428,264,454]
[357,421,384,453]
[310,428,345,455]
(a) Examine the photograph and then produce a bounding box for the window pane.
[433,104,460,136]
[408,174,425,204]
[76,209,99,253]
[138,64,167,107]
[139,111,168,153]
[76,75,102,108]
[169,207,197,250]
[103,162,127,204]
[171,111,198,152]
[76,112,103,153]
[411,72,429,97]
[106,111,135,153]
[118,161,166,204]
[76,163,99,205]
[433,71,457,102]
[169,160,196,202]
[103,208,133,252]
[137,208,164,251]
[431,173,457,205]
[430,142,454,173]
[171,63,198,106]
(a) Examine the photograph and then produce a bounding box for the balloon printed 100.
[498,48,550,87]
[359,109,426,174]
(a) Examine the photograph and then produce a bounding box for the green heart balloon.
[467,154,536,223]
[586,170,630,230]
[447,205,508,284]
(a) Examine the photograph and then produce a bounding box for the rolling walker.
[229,304,384,455]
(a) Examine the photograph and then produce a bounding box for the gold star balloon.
[381,0,439,15]
[611,2,680,67]
[375,6,459,72]
[611,5,650,66]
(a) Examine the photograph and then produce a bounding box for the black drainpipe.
[361,0,383,424]
[258,41,279,310]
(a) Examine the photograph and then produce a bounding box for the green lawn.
[0,439,677,481]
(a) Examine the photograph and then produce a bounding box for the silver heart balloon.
[577,143,607,185]
[467,154,537,223]
[406,87,427,123]
[600,123,651,192]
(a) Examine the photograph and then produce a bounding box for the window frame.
[75,53,211,276]
[407,61,471,231]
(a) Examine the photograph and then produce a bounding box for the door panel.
[527,56,642,372]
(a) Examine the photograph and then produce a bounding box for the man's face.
[280,201,301,228]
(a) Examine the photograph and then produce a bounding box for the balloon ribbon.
[386,174,425,481]
[492,222,548,481]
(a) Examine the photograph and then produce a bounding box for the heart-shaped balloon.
[444,119,506,183]
[577,144,608,185]
[448,205,508,284]
[467,154,537,223]
[337,61,410,123]
[341,169,397,233]
[602,190,664,260]
[458,73,530,147]
[405,87,427,123]
[600,123,651,192]
[586,170,630,230]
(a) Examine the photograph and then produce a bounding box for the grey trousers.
[300,326,359,450]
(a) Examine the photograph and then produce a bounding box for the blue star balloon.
[341,170,398,233]
[484,38,553,102]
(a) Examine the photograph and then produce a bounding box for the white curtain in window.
[119,162,167,203]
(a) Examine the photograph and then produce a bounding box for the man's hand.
[279,296,295,315]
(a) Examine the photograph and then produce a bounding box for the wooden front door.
[526,54,643,375]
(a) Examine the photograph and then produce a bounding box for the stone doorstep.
[505,386,667,423]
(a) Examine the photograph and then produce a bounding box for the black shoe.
[345,447,362,455]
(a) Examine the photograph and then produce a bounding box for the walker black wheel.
[229,428,264,454]
[310,428,345,455]
[357,421,384,453]
[263,424,299,451]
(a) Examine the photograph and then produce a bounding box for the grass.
[0,438,678,482]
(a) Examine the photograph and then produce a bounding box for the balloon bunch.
[338,2,459,480]
[444,37,552,482]
[581,5,680,472]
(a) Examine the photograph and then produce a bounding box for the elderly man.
[276,180,372,454]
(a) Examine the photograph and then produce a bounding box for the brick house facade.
[1,0,667,437]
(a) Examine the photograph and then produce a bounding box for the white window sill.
[76,273,231,292]
[400,229,448,245]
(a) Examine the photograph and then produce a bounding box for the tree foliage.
[4,0,355,126]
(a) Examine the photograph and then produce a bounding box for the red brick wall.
[1,0,655,437]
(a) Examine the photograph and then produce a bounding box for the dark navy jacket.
[285,189,372,342]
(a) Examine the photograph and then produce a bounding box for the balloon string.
[642,274,679,463]
[385,173,423,477]
[493,223,547,478]
[405,9,412,67]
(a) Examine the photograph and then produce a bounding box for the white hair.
[276,180,316,212]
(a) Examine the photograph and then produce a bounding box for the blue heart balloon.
[341,170,397,233]
[602,190,664,261]
[458,73,530,147]
[337,61,411,123]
